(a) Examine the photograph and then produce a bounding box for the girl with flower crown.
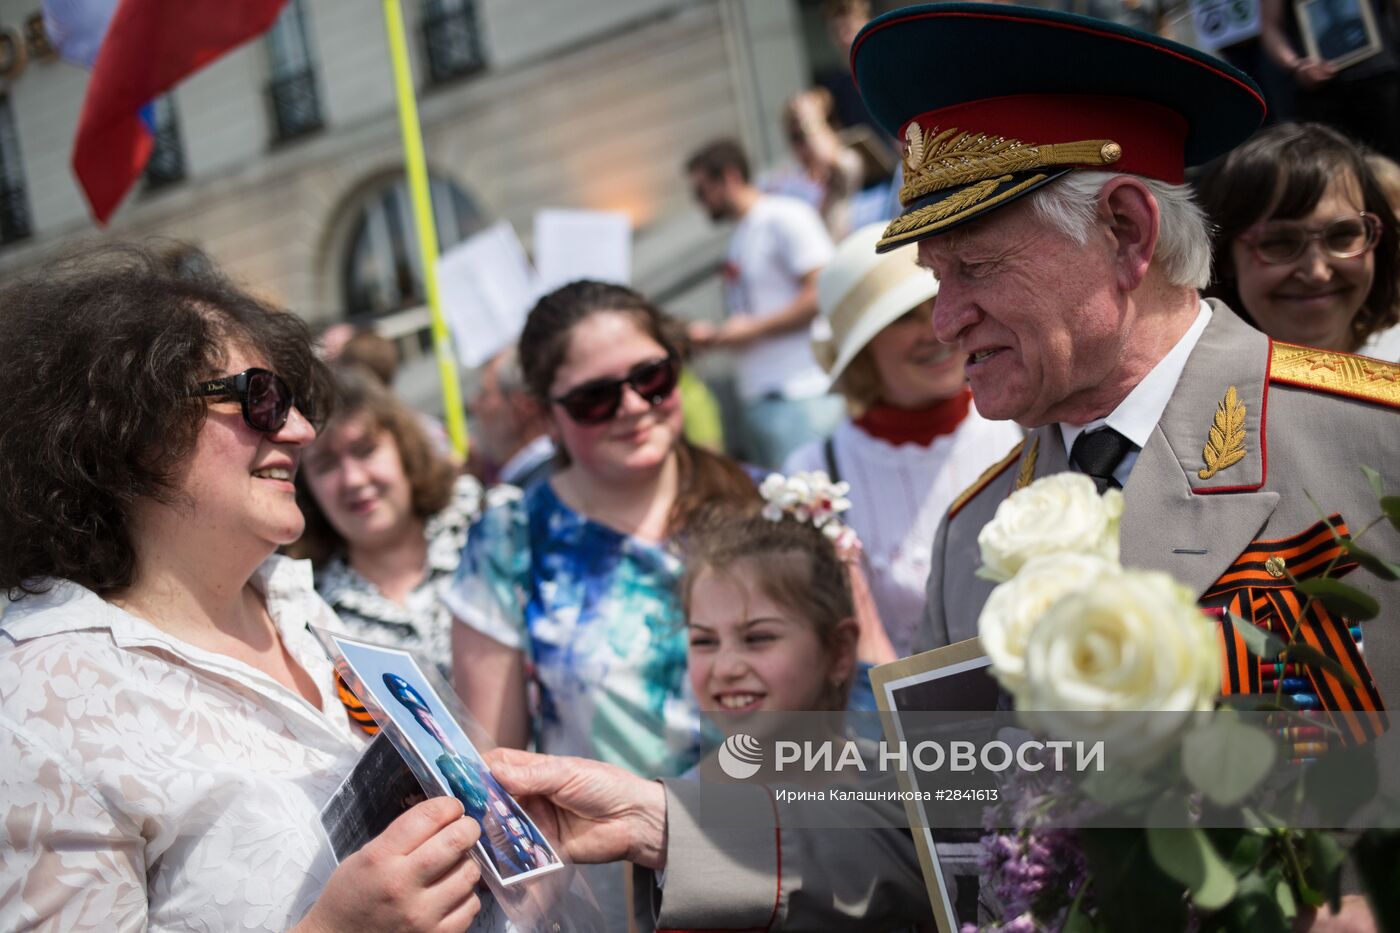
[681,472,878,721]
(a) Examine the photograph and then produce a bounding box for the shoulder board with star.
[948,440,1024,520]
[1269,341,1400,410]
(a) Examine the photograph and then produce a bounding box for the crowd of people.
[2,0,1400,931]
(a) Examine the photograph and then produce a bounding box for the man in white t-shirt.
[685,138,846,468]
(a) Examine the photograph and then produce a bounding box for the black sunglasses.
[192,368,309,433]
[552,356,680,425]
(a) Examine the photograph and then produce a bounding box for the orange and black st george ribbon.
[1203,515,1387,749]
[336,672,380,736]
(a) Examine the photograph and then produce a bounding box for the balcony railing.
[0,182,31,244]
[144,113,186,190]
[422,3,484,85]
[268,69,323,142]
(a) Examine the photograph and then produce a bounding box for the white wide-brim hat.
[811,221,940,390]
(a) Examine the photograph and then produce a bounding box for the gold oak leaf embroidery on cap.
[1199,385,1247,480]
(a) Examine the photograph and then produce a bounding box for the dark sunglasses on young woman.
[552,355,680,425]
[192,368,313,433]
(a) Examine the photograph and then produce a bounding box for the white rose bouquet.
[966,469,1400,933]
[978,551,1121,697]
[1016,569,1220,765]
[976,473,1123,583]
[976,475,1216,766]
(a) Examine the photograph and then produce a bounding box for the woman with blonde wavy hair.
[293,365,484,676]
[786,223,1024,660]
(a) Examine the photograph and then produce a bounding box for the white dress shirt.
[1060,302,1213,487]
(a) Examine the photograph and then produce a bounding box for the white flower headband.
[758,470,860,556]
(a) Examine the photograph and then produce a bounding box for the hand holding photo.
[320,632,565,888]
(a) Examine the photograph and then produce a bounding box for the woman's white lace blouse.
[0,556,365,932]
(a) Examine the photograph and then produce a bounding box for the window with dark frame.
[144,96,186,190]
[265,0,323,143]
[421,0,485,85]
[0,94,31,245]
[341,175,486,318]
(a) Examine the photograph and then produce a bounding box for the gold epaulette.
[948,440,1024,520]
[1269,342,1400,410]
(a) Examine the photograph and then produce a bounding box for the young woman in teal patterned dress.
[444,282,757,924]
[445,281,757,776]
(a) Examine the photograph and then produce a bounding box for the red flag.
[72,0,288,224]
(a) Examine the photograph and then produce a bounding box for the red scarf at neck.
[854,388,972,447]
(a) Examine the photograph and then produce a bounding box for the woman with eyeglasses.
[1197,122,1400,360]
[0,248,484,932]
[444,280,757,920]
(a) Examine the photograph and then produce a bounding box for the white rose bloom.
[1016,569,1221,767]
[977,473,1124,582]
[978,553,1120,695]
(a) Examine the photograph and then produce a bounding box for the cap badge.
[900,124,1123,206]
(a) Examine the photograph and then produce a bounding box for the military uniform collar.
[1058,301,1212,484]
[1155,300,1270,493]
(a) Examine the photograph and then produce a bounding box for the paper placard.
[436,221,539,368]
[533,209,632,293]
[1190,0,1262,50]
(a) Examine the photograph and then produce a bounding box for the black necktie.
[1070,427,1135,493]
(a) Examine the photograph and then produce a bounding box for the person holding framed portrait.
[1260,0,1400,160]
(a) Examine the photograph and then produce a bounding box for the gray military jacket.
[637,303,1400,932]
[921,301,1400,712]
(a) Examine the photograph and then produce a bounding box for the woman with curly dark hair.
[292,365,484,676]
[0,247,483,932]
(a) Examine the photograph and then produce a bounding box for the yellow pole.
[381,0,468,458]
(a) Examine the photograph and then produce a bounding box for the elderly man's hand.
[484,747,669,870]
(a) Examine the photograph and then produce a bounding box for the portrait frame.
[315,629,566,888]
[872,637,999,933]
[1296,0,1381,70]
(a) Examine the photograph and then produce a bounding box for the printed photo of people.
[328,634,564,887]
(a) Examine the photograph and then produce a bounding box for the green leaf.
[1361,464,1385,499]
[1303,830,1346,912]
[1275,876,1298,920]
[1294,577,1379,621]
[1219,873,1287,931]
[1224,829,1265,874]
[1383,496,1400,534]
[1304,490,1339,541]
[1147,826,1238,910]
[1340,539,1400,582]
[1078,768,1158,807]
[1080,829,1190,933]
[1062,887,1094,933]
[1302,744,1379,825]
[1283,642,1360,689]
[1182,717,1277,807]
[1239,806,1290,831]
[1225,611,1285,658]
[1296,874,1326,909]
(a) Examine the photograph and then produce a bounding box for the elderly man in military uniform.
[482,5,1400,931]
